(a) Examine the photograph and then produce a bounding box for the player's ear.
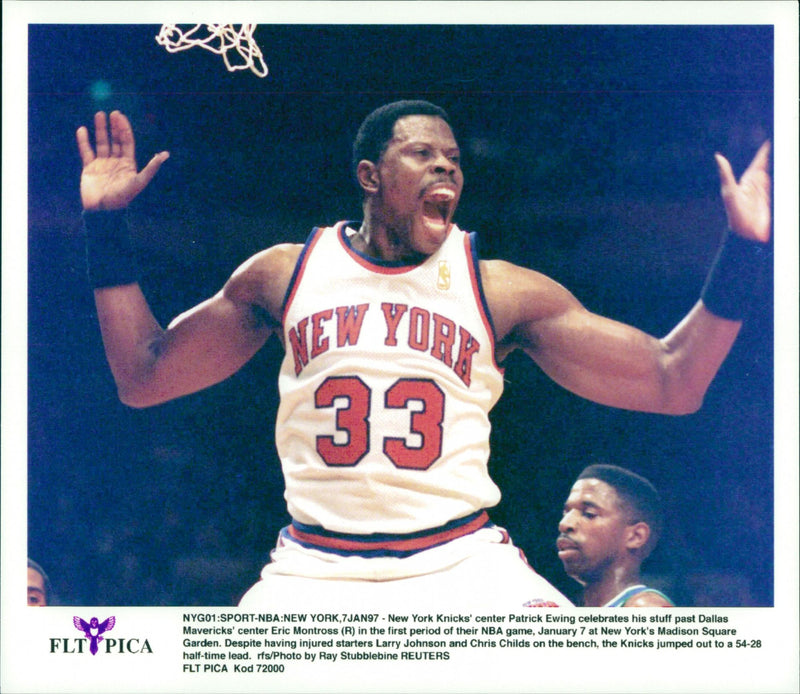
[625,522,650,552]
[356,160,380,194]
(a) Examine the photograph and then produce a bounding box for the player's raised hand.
[714,141,771,243]
[76,110,169,211]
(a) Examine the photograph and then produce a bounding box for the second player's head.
[557,464,663,585]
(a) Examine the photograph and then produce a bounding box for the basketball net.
[156,24,268,78]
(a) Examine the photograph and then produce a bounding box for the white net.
[156,24,268,78]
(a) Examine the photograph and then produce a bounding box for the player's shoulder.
[478,258,580,342]
[233,243,304,281]
[623,589,675,608]
[224,243,304,320]
[252,242,305,267]
[479,258,569,295]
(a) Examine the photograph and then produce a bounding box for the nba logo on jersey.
[437,260,451,290]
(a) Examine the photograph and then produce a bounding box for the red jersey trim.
[281,224,330,325]
[337,223,448,275]
[463,233,504,374]
[285,510,491,556]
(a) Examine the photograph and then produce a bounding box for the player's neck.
[582,567,642,607]
[352,221,427,264]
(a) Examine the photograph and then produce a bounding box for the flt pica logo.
[49,616,153,655]
[73,616,115,654]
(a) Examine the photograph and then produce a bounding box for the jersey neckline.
[337,221,453,273]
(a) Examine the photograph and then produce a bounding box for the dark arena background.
[27,23,773,607]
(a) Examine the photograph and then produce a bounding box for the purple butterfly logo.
[73,616,116,655]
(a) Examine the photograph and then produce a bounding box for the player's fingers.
[109,111,124,158]
[713,153,736,196]
[94,111,110,158]
[75,126,96,166]
[110,113,122,158]
[112,111,137,161]
[745,140,771,176]
[134,151,170,192]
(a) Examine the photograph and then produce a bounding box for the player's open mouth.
[421,186,456,228]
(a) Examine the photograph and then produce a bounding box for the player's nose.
[431,151,457,175]
[558,511,576,533]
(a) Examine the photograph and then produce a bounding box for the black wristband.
[84,209,139,288]
[700,229,767,321]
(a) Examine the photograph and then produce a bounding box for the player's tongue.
[422,200,448,222]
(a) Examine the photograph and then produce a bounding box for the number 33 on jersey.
[276,222,505,536]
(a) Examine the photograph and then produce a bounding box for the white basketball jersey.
[276,221,504,536]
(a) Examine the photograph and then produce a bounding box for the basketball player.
[557,465,674,607]
[74,101,770,610]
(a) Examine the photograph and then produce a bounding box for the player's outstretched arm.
[76,111,292,407]
[486,262,743,414]
[108,246,298,408]
[486,144,771,415]
[93,275,275,408]
[486,263,727,414]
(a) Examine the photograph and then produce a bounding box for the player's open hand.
[76,111,169,211]
[714,141,771,243]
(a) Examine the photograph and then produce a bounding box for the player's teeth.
[428,189,455,201]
